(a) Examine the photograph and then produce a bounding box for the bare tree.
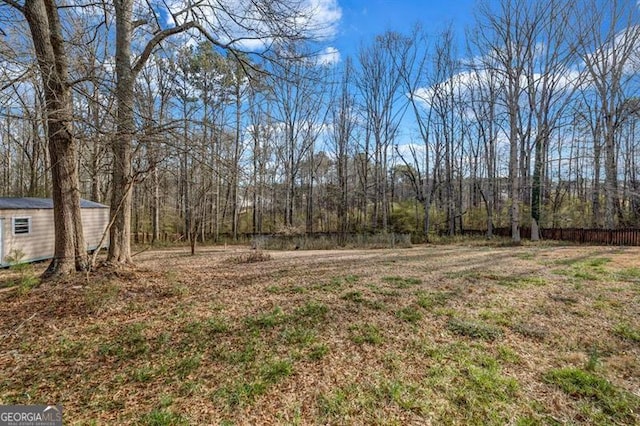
[108,0,330,264]
[269,45,327,229]
[475,0,540,242]
[357,32,407,231]
[328,57,357,242]
[574,0,640,228]
[2,0,89,275]
[523,0,582,241]
[393,25,443,238]
[464,56,503,238]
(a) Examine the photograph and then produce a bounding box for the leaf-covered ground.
[1,243,639,425]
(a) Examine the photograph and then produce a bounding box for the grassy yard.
[1,242,639,425]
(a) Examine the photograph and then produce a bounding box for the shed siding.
[82,208,110,250]
[1,207,109,266]
[1,209,55,264]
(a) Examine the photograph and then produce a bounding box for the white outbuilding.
[0,197,109,266]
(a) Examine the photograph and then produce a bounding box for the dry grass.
[1,244,639,425]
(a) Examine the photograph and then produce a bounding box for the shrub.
[229,250,272,264]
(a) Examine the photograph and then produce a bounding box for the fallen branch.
[1,313,37,339]
[132,246,151,258]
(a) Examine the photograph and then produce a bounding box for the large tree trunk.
[108,0,134,264]
[24,0,87,277]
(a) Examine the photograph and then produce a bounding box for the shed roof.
[0,197,108,209]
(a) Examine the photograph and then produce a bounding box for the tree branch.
[2,0,24,13]
[132,21,231,76]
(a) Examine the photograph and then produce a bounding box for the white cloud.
[316,46,340,66]
[162,0,342,51]
[414,62,583,111]
[582,25,640,76]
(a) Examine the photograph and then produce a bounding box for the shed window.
[12,217,31,235]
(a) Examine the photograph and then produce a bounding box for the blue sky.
[332,0,479,59]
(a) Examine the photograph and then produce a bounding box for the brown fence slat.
[461,227,640,246]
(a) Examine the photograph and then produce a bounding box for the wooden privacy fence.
[542,228,640,246]
[462,227,640,246]
[135,229,640,246]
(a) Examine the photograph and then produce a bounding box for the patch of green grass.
[308,343,329,361]
[205,316,230,334]
[97,322,150,359]
[3,250,40,294]
[175,354,202,379]
[139,409,188,426]
[479,309,516,327]
[382,276,422,288]
[349,323,384,345]
[586,258,612,267]
[340,290,383,309]
[514,252,536,260]
[447,318,503,341]
[280,326,316,346]
[344,274,360,284]
[592,293,622,311]
[317,387,350,419]
[130,365,156,383]
[84,280,120,313]
[183,317,229,339]
[316,383,383,422]
[215,381,267,407]
[376,379,429,414]
[497,346,521,364]
[245,307,287,329]
[617,267,640,282]
[13,271,39,295]
[366,300,386,310]
[421,341,520,424]
[555,257,612,282]
[260,358,293,383]
[613,322,640,343]
[178,380,202,397]
[433,307,457,318]
[341,291,364,303]
[544,368,640,424]
[449,364,519,422]
[416,290,455,310]
[292,301,328,325]
[396,306,423,324]
[266,285,307,295]
[179,317,229,350]
[219,338,259,365]
[52,335,87,358]
[585,347,602,372]
[163,270,189,297]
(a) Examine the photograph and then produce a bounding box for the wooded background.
[1,0,639,248]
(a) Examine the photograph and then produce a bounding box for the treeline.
[1,0,639,253]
